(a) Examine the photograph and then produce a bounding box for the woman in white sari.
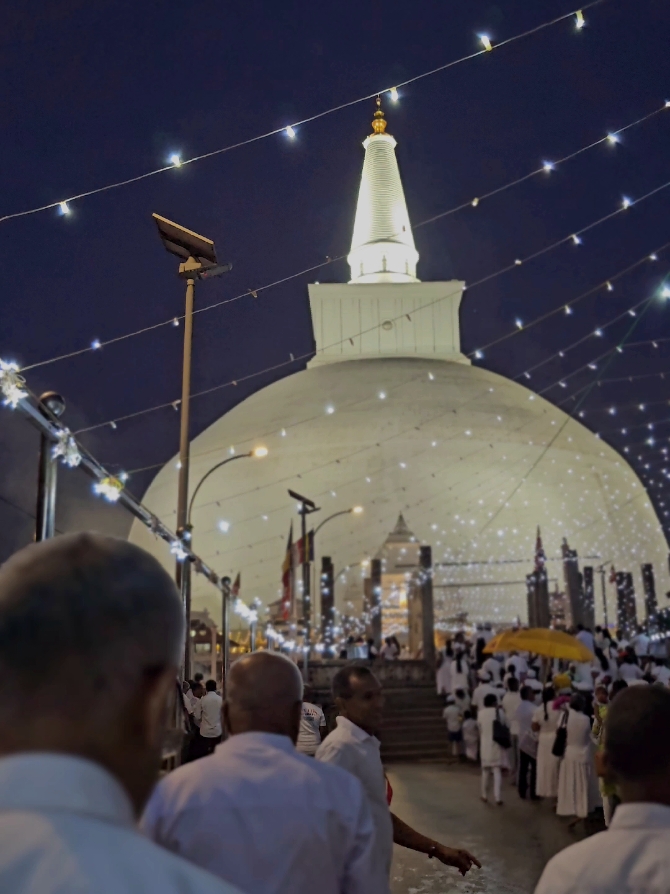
[532,686,561,798]
[556,693,601,822]
[436,643,453,696]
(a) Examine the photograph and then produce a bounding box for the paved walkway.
[388,762,593,894]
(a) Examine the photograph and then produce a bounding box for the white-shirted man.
[316,665,480,884]
[0,533,237,894]
[193,679,223,758]
[481,654,503,685]
[296,686,327,756]
[535,686,670,893]
[143,651,383,894]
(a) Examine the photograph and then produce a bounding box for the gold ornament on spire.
[371,95,387,134]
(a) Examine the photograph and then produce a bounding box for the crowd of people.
[0,533,669,893]
[0,533,478,894]
[436,622,670,827]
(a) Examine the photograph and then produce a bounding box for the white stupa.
[130,100,669,627]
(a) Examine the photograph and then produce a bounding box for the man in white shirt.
[296,686,327,756]
[144,651,383,894]
[651,658,670,686]
[0,533,236,894]
[316,665,480,883]
[515,686,539,800]
[472,671,499,711]
[575,624,595,656]
[535,686,670,894]
[193,679,223,758]
[482,654,503,684]
[631,626,651,663]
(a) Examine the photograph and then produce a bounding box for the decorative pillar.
[582,567,595,629]
[420,545,435,666]
[320,556,335,656]
[642,564,657,625]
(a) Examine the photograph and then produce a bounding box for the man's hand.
[432,844,481,875]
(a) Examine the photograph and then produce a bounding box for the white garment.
[0,752,234,894]
[575,629,595,655]
[462,718,479,761]
[194,690,223,737]
[482,656,503,684]
[556,709,600,818]
[477,706,506,768]
[652,664,670,686]
[316,716,393,886]
[436,656,452,694]
[631,632,651,657]
[450,656,470,693]
[515,700,536,743]
[143,731,384,894]
[443,704,462,733]
[502,691,522,735]
[619,663,644,683]
[481,766,502,803]
[506,655,528,677]
[472,682,499,711]
[534,802,670,894]
[454,691,471,713]
[380,643,398,660]
[533,703,562,798]
[296,701,326,755]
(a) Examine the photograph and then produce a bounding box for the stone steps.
[380,684,451,762]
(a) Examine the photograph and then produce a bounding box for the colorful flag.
[281,523,293,621]
[292,529,314,566]
[534,526,546,574]
[609,565,617,584]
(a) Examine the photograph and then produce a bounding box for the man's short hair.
[483,693,498,707]
[0,533,182,718]
[605,686,670,779]
[507,677,519,692]
[332,664,375,700]
[519,685,532,700]
[205,679,217,692]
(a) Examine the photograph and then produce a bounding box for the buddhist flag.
[281,523,293,621]
[292,529,315,566]
[609,565,617,584]
[231,572,241,598]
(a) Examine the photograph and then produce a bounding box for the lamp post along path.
[152,213,231,678]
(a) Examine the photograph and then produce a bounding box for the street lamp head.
[352,506,364,514]
[252,446,269,458]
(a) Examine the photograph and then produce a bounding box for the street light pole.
[312,507,363,634]
[288,490,320,680]
[35,392,66,541]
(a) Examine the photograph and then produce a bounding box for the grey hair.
[0,533,183,717]
[227,651,303,713]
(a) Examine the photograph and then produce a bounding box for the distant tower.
[526,526,550,627]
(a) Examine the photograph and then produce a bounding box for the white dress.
[556,708,601,817]
[477,706,506,768]
[436,656,452,695]
[533,703,562,798]
[450,656,470,693]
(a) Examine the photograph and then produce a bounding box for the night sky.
[1,0,669,564]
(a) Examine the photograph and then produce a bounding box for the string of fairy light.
[15,95,669,376]
[3,0,669,626]
[0,2,606,227]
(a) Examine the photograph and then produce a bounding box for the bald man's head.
[0,533,183,710]
[225,652,303,742]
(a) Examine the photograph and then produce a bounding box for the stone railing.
[308,659,433,691]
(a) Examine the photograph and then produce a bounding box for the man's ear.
[143,668,177,750]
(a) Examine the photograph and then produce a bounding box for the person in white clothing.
[472,672,498,711]
[296,686,327,756]
[574,624,595,656]
[506,652,528,679]
[0,533,237,894]
[192,679,223,759]
[524,669,543,703]
[556,694,601,823]
[462,710,479,761]
[619,650,645,683]
[144,652,381,894]
[651,658,670,686]
[501,678,522,782]
[450,650,470,693]
[477,694,507,805]
[482,654,503,685]
[316,665,480,880]
[630,626,651,662]
[535,686,670,894]
[532,687,562,799]
[436,646,452,696]
[442,696,463,758]
[516,687,539,800]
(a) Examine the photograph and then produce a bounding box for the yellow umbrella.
[483,627,593,662]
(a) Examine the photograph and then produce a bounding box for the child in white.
[442,695,463,758]
[462,710,479,762]
[477,693,507,804]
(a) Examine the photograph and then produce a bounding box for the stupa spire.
[347,98,419,284]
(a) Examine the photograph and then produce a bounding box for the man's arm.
[390,813,481,877]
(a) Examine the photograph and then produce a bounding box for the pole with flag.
[281,523,293,622]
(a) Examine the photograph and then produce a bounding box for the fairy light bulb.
[479,34,493,51]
